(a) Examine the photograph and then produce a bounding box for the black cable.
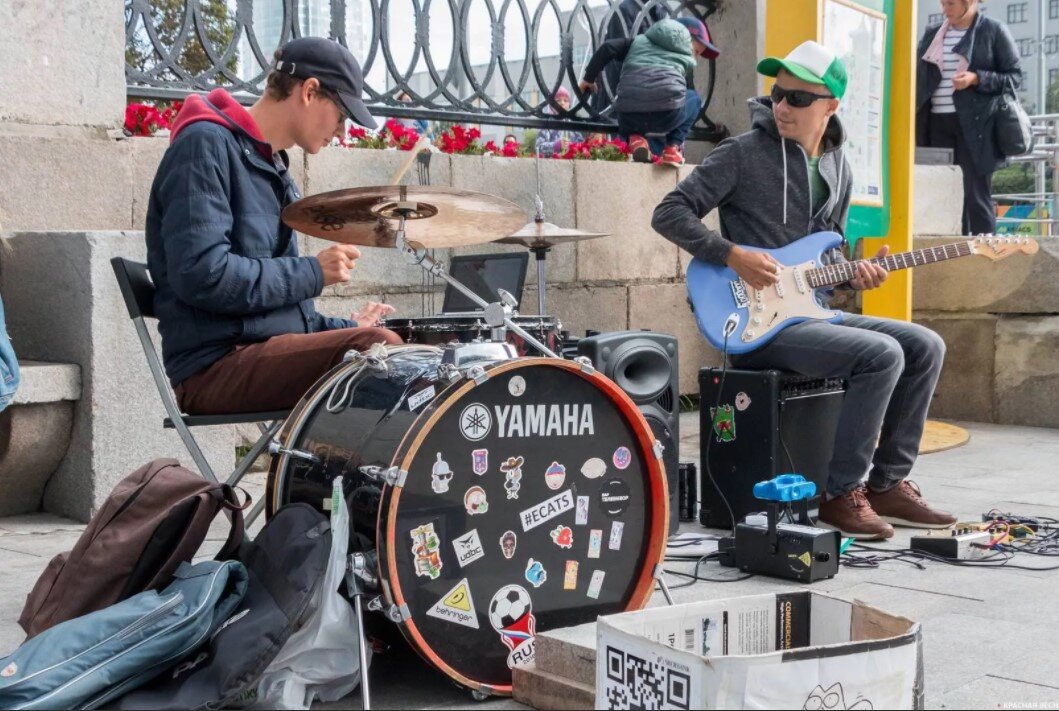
[663,552,755,584]
[701,330,738,535]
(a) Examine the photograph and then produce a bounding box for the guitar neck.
[806,241,974,289]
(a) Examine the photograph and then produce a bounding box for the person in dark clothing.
[578,17,717,166]
[916,0,1022,235]
[588,0,668,116]
[652,41,956,541]
[146,37,402,415]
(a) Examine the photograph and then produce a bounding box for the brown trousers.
[175,327,403,414]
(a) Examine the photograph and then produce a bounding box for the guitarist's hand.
[726,246,781,291]
[849,246,890,290]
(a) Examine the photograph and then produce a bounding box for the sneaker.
[818,486,894,540]
[629,135,651,163]
[866,481,957,529]
[661,145,685,166]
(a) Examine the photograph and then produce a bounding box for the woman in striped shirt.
[916,0,1022,235]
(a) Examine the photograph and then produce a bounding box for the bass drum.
[266,346,668,696]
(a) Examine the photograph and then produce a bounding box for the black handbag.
[994,76,1034,157]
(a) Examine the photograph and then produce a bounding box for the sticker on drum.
[427,579,480,629]
[508,376,527,397]
[488,585,537,669]
[472,448,489,476]
[408,385,436,411]
[499,530,517,559]
[453,529,485,568]
[599,479,632,518]
[544,461,566,490]
[464,486,489,516]
[460,403,492,441]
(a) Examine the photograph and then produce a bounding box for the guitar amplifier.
[698,368,846,529]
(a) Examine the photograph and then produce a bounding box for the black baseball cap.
[273,37,377,128]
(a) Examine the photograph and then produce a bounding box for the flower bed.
[124,101,632,161]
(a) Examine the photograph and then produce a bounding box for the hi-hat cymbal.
[282,185,528,249]
[498,220,611,249]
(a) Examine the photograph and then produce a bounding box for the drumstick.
[388,135,433,185]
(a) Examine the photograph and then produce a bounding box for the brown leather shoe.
[866,480,957,529]
[818,486,894,540]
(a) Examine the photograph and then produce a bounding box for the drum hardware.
[439,342,517,369]
[345,552,376,710]
[265,439,320,464]
[393,209,561,359]
[358,464,407,488]
[652,564,676,606]
[437,362,461,383]
[573,355,596,373]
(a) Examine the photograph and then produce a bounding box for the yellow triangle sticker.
[444,582,472,612]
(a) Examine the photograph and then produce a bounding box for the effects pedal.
[721,475,840,583]
[910,529,993,560]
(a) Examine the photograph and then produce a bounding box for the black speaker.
[698,368,846,529]
[577,331,680,534]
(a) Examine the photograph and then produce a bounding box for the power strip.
[910,530,993,560]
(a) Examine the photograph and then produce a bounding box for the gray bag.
[114,504,332,710]
[0,560,247,711]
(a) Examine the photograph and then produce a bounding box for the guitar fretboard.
[806,241,974,289]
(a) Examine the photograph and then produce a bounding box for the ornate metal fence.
[125,0,726,140]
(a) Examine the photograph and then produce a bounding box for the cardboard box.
[596,591,923,710]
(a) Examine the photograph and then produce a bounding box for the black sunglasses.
[771,84,835,109]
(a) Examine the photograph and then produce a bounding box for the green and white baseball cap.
[757,40,848,99]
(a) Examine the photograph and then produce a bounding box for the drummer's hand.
[578,79,596,94]
[316,245,361,286]
[353,301,395,327]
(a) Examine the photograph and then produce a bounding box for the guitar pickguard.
[737,261,837,347]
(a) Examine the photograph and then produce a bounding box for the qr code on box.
[603,645,691,710]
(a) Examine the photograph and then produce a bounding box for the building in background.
[917,1,1056,112]
[238,0,372,83]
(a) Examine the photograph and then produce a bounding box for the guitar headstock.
[969,235,1039,261]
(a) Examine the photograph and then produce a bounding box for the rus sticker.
[587,570,605,600]
[563,561,579,590]
[588,529,602,559]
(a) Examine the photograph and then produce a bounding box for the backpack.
[19,459,245,639]
[114,504,332,710]
[0,560,248,711]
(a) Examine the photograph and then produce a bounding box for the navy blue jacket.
[146,90,354,386]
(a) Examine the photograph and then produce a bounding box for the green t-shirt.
[808,155,830,214]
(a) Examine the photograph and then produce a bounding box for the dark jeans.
[928,112,996,235]
[731,314,946,498]
[175,327,403,414]
[618,89,702,154]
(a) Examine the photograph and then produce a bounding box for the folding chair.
[110,258,289,524]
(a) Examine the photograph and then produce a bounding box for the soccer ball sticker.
[488,584,537,668]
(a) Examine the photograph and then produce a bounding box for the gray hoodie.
[652,97,854,267]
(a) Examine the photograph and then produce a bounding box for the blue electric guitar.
[686,231,1038,354]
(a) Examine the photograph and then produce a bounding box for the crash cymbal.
[498,220,611,249]
[282,185,528,249]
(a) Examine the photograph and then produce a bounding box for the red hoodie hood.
[170,89,273,160]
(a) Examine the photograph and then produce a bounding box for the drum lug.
[653,439,665,459]
[469,365,488,384]
[574,356,595,374]
[359,465,407,488]
[267,439,321,464]
[381,602,410,624]
[438,363,462,383]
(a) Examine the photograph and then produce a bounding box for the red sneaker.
[661,145,685,166]
[629,135,650,163]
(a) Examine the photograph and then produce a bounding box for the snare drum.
[383,315,562,357]
[266,345,667,696]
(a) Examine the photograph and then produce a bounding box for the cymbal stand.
[532,152,550,316]
[392,205,560,358]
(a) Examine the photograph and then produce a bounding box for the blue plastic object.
[753,474,817,502]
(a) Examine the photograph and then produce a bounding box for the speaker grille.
[657,388,674,414]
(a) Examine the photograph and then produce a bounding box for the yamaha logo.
[460,403,493,441]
